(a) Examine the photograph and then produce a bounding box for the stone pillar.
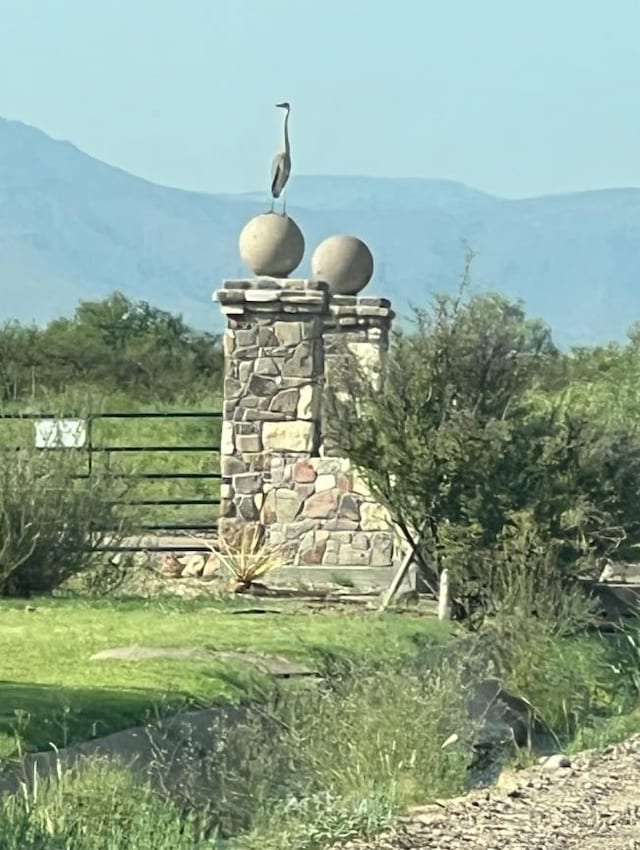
[215,279,398,576]
[282,294,397,570]
[215,279,327,539]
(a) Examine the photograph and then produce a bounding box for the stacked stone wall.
[215,278,397,571]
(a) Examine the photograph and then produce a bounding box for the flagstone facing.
[215,278,396,568]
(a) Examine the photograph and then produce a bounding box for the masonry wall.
[216,278,396,570]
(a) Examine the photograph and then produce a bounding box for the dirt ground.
[336,736,640,850]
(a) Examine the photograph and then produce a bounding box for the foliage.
[0,760,215,850]
[326,266,640,617]
[163,655,474,845]
[0,446,126,597]
[0,292,223,404]
[473,615,639,740]
[211,523,287,590]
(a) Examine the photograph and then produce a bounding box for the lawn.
[0,596,450,759]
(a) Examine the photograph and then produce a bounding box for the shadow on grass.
[0,660,277,762]
[0,680,196,758]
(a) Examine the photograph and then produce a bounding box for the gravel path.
[337,737,640,850]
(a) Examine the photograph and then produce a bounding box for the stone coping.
[219,278,328,292]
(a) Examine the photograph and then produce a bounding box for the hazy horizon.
[2,0,639,199]
[5,114,640,204]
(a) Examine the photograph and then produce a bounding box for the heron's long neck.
[283,109,290,155]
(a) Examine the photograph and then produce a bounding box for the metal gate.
[0,410,222,552]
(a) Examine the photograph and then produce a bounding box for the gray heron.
[271,101,291,215]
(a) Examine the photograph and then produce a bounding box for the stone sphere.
[311,234,374,296]
[238,213,305,277]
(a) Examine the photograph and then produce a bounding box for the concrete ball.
[311,234,374,296]
[238,213,305,277]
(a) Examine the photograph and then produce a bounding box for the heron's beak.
[275,102,286,108]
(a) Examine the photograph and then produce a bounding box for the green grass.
[2,604,640,850]
[0,596,451,759]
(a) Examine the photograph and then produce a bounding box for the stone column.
[215,278,399,577]
[257,294,397,571]
[215,279,327,541]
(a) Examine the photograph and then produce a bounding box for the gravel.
[334,736,640,850]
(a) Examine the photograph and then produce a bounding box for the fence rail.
[0,410,222,552]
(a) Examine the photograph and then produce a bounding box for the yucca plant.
[200,523,289,593]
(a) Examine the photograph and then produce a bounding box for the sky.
[0,0,639,198]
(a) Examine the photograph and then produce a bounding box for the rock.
[274,489,303,523]
[297,384,318,420]
[220,420,234,455]
[338,494,361,522]
[303,489,339,519]
[299,541,327,565]
[158,554,183,578]
[315,474,336,492]
[541,753,572,770]
[273,320,303,347]
[221,455,247,476]
[235,434,262,453]
[360,501,392,530]
[181,554,206,578]
[262,421,314,452]
[234,473,262,495]
[247,374,278,396]
[270,388,299,415]
[237,496,259,520]
[338,546,370,566]
[293,460,317,483]
[254,357,280,376]
[281,342,315,379]
[202,555,220,578]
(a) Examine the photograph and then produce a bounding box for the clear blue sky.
[1,0,638,198]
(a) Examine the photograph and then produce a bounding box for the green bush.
[0,447,125,596]
[326,276,640,619]
[464,607,640,746]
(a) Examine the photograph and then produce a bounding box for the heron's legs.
[282,190,287,217]
[270,197,275,213]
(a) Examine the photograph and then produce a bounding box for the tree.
[0,292,224,403]
[326,278,640,620]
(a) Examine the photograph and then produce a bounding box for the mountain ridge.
[1,116,640,346]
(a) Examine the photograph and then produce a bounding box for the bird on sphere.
[270,101,291,215]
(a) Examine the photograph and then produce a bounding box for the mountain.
[2,116,640,346]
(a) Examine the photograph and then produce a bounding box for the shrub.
[0,446,125,596]
[326,275,640,620]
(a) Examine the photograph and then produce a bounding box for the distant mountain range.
[2,116,640,346]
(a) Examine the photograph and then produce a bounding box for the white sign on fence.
[34,419,87,449]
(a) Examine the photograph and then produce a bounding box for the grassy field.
[0,397,223,532]
[0,596,450,759]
